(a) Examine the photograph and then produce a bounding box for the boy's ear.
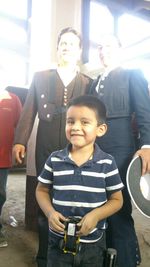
[97,123,107,137]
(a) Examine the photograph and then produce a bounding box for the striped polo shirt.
[38,143,124,243]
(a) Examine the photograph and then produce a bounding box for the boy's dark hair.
[57,27,82,49]
[67,95,106,124]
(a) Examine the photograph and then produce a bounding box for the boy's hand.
[77,211,98,236]
[48,210,67,233]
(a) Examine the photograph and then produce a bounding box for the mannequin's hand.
[13,144,26,164]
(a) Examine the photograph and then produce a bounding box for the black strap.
[48,69,57,103]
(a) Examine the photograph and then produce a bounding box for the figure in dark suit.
[13,27,92,267]
[89,35,150,267]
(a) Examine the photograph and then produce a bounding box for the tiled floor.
[1,170,37,267]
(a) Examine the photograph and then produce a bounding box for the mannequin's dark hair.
[57,27,82,49]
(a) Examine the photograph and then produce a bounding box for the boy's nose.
[72,122,81,130]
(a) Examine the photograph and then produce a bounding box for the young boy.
[36,95,124,267]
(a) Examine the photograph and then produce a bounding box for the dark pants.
[0,168,9,228]
[25,174,48,267]
[36,159,49,267]
[96,118,141,267]
[106,166,141,267]
[36,211,49,267]
[47,233,106,267]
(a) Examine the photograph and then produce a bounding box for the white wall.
[50,0,82,63]
[29,0,82,78]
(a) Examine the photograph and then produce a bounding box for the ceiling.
[99,0,150,21]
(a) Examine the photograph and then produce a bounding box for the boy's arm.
[77,190,123,236]
[91,190,123,221]
[36,182,66,232]
[36,182,54,217]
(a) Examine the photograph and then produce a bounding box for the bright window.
[89,1,114,65]
[0,0,30,90]
[87,0,150,82]
[118,13,150,81]
[118,14,150,47]
[89,1,114,44]
[0,18,27,43]
[0,0,28,19]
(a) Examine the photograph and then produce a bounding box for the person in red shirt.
[0,89,22,247]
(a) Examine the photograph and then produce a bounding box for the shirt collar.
[56,143,106,163]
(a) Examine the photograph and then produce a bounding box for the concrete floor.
[0,171,150,267]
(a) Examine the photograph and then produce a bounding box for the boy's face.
[66,105,107,149]
[57,32,81,65]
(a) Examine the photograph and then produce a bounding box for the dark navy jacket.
[89,67,150,147]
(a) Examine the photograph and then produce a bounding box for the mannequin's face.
[57,32,81,66]
[99,36,121,68]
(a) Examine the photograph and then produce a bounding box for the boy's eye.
[66,119,74,125]
[82,120,90,125]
